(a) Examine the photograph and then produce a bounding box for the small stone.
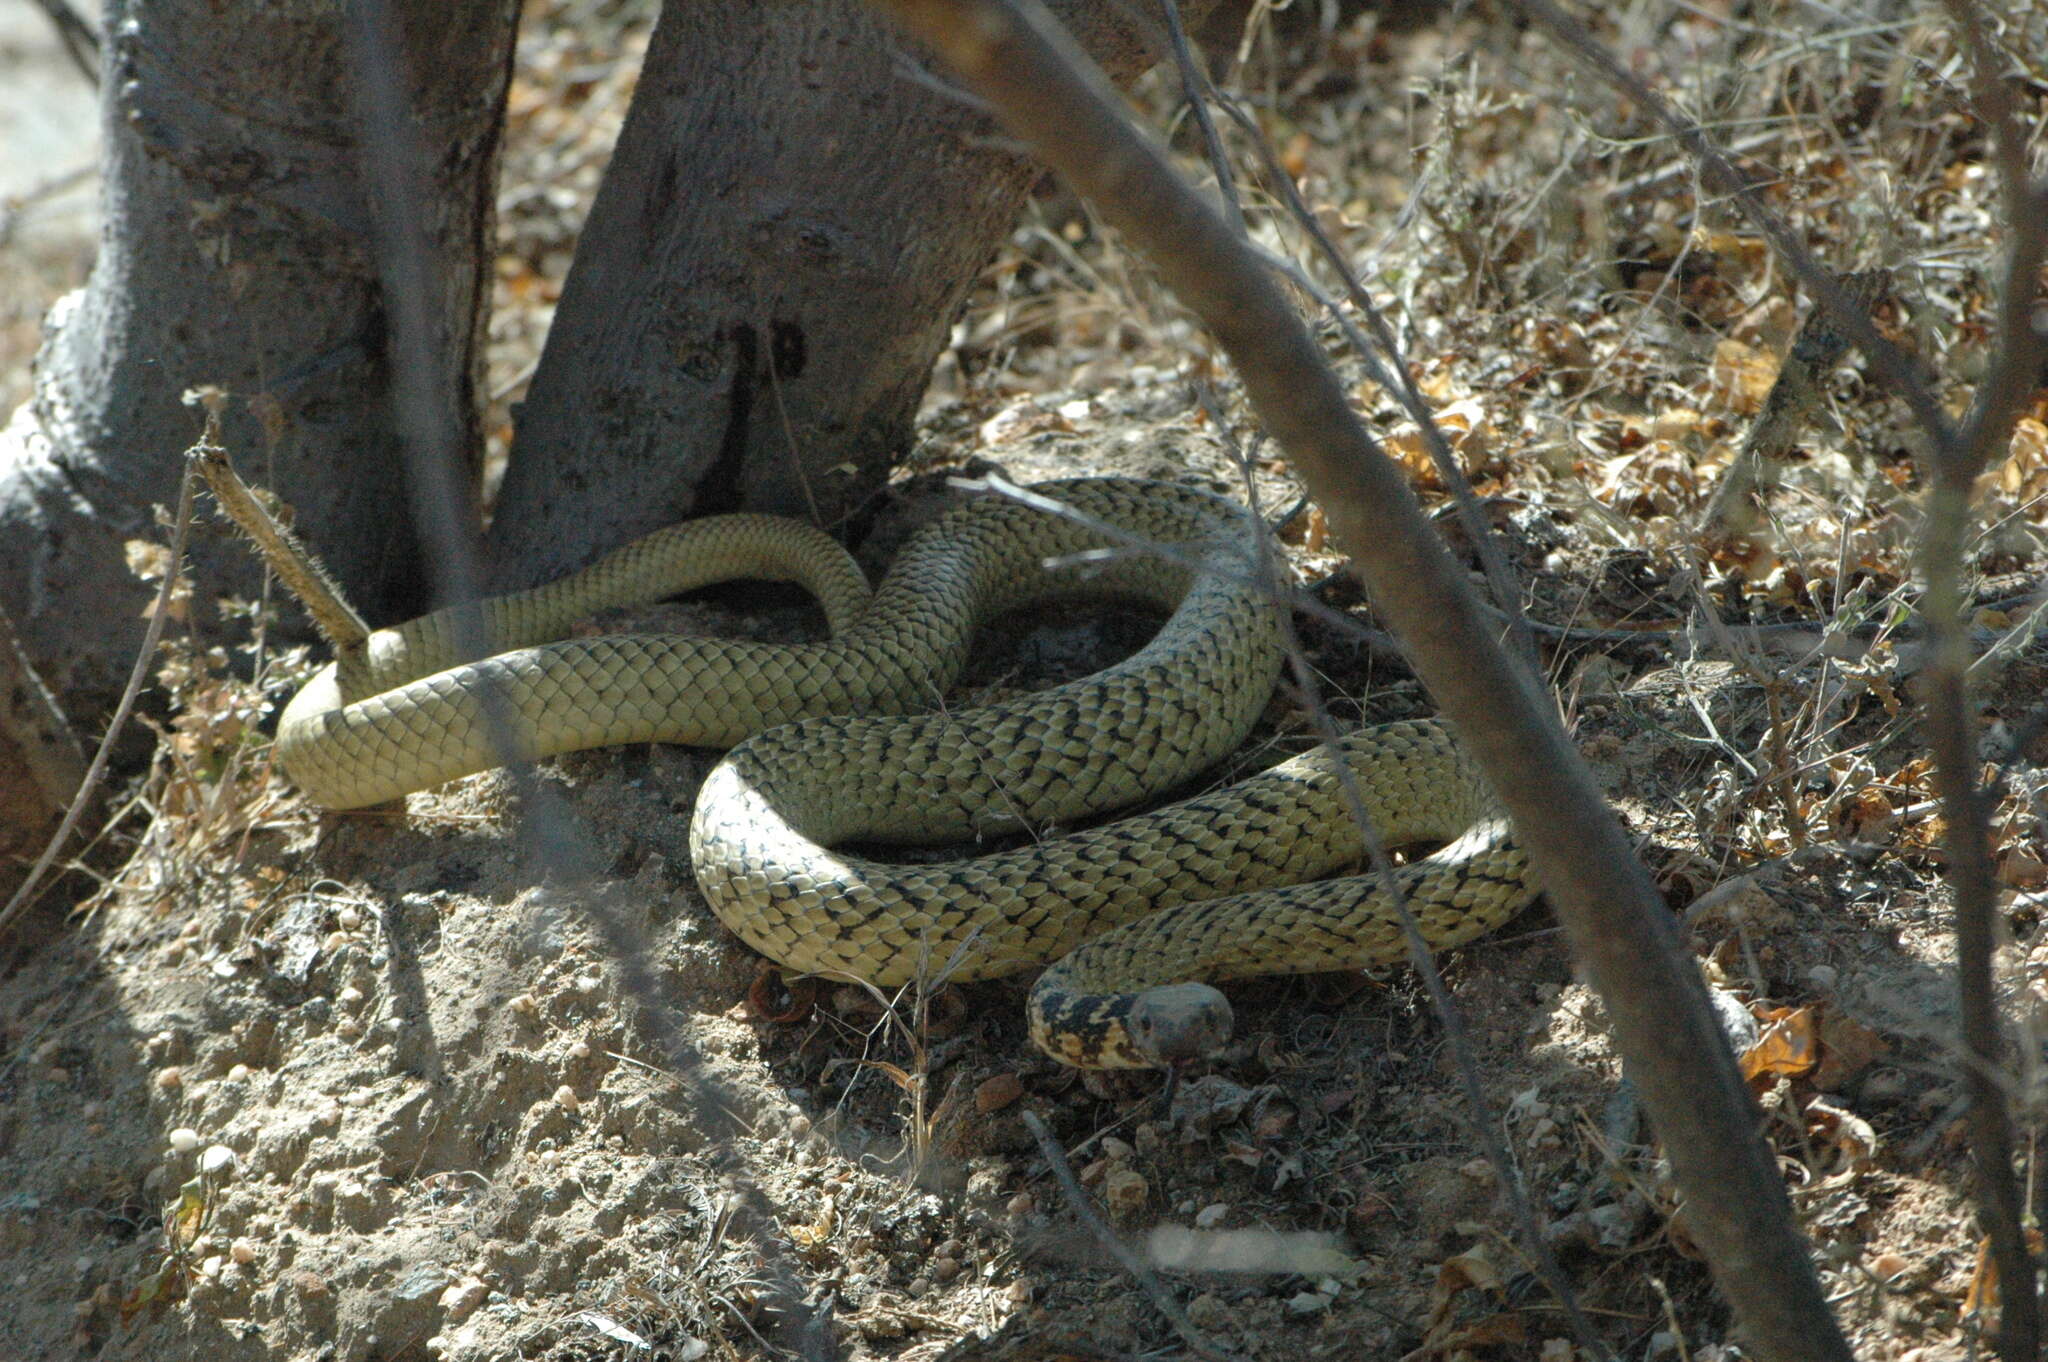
[1102,1168,1148,1220]
[227,1064,252,1082]
[313,1100,343,1128]
[336,907,362,931]
[1460,1157,1496,1185]
[156,1067,184,1093]
[199,1146,240,1181]
[973,1073,1024,1113]
[1004,1279,1033,1304]
[1807,964,1839,991]
[1005,1192,1035,1217]
[168,1127,201,1154]
[509,993,539,1018]
[554,1085,581,1113]
[438,1276,489,1321]
[931,1255,961,1283]
[1286,1289,1333,1314]
[568,1040,591,1061]
[1871,1251,1910,1281]
[1195,1202,1230,1229]
[230,1239,257,1266]
[1099,1136,1134,1162]
[322,931,349,955]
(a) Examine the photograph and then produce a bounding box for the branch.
[863,4,1854,1359]
[1915,4,2048,1355]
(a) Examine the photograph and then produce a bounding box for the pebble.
[1102,1168,1148,1220]
[1005,1192,1035,1217]
[973,1073,1024,1113]
[155,1067,184,1093]
[931,1255,960,1282]
[230,1239,257,1265]
[554,1085,581,1113]
[168,1127,201,1154]
[199,1145,239,1180]
[438,1276,489,1321]
[1195,1203,1230,1229]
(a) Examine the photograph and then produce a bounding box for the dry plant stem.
[867,4,1854,1359]
[192,446,371,657]
[1918,6,2048,1354]
[347,6,835,1353]
[0,424,204,942]
[1207,397,1609,1353]
[1020,1111,1244,1362]
[1203,87,1538,670]
[1157,0,1243,238]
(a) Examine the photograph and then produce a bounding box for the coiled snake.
[275,478,1535,1067]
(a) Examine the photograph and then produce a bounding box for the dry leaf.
[1740,1006,1819,1084]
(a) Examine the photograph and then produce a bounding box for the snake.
[275,478,1536,1068]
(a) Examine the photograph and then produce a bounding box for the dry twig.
[866,3,1854,1358]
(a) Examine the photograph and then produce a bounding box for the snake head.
[1125,983,1234,1068]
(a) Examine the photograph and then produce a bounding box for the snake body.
[276,478,1536,1067]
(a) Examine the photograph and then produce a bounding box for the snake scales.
[277,478,1535,1068]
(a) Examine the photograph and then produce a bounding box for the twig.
[863,4,1854,1359]
[1916,4,2048,1355]
[1204,392,1614,1360]
[1155,0,1243,239]
[345,7,838,1355]
[28,0,98,86]
[1021,1111,1245,1362]
[0,411,207,942]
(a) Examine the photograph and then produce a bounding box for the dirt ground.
[4,3,2047,1361]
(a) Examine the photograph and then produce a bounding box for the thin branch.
[1021,1111,1245,1362]
[1205,392,1613,1360]
[0,411,206,942]
[1917,4,2048,1355]
[865,4,1854,1359]
[1156,0,1243,238]
[28,0,98,87]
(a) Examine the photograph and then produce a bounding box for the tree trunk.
[0,0,518,720]
[486,0,1217,589]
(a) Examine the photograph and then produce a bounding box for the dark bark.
[486,0,1215,589]
[0,0,518,720]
